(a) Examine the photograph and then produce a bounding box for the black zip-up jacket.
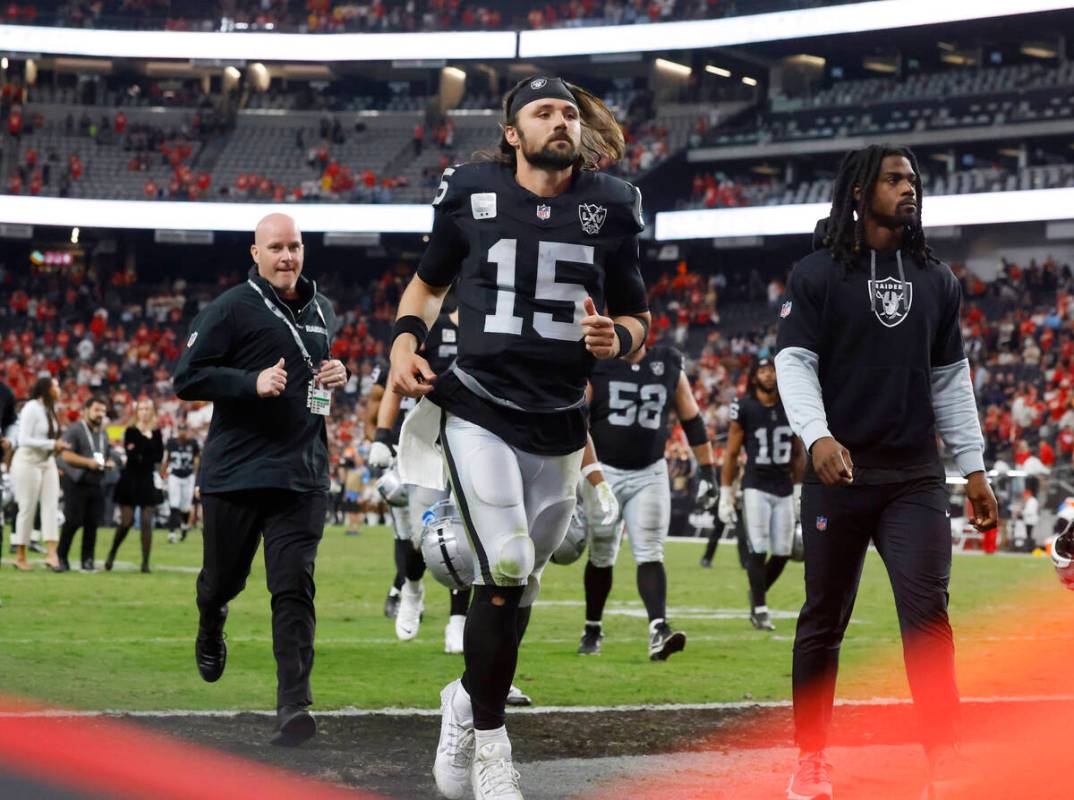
[173,267,338,494]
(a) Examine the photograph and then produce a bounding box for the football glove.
[368,428,395,469]
[696,464,719,511]
[717,485,737,526]
[589,480,619,526]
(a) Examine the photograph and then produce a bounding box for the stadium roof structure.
[1,0,1072,61]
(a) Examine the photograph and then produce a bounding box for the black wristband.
[681,414,708,447]
[391,315,429,348]
[374,427,393,445]
[613,323,634,357]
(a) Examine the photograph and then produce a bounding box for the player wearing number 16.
[388,75,650,800]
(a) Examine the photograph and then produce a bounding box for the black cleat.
[195,604,228,682]
[383,590,401,619]
[648,622,687,661]
[577,624,603,655]
[271,705,317,747]
[699,556,712,568]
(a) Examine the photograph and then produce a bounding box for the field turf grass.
[0,525,1056,712]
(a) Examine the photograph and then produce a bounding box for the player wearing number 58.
[172,213,347,747]
[388,75,649,799]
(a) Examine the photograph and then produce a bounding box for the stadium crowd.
[2,242,1072,563]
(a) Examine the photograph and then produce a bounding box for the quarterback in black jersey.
[389,75,650,800]
[162,424,200,543]
[720,357,805,632]
[579,343,718,660]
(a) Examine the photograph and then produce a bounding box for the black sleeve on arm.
[605,236,648,316]
[417,210,468,288]
[776,259,825,353]
[931,269,967,368]
[172,300,258,402]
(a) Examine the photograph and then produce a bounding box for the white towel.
[398,398,447,491]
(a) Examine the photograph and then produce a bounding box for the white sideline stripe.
[3,695,1072,719]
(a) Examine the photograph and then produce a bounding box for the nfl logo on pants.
[816,516,828,532]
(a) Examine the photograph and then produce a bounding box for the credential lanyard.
[247,279,324,371]
[81,420,104,454]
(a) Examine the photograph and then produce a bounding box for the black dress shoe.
[57,559,71,573]
[81,559,96,572]
[270,705,316,747]
[195,604,228,682]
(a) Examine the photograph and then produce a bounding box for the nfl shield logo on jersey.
[867,277,913,328]
[780,300,792,319]
[536,204,551,221]
[816,516,828,532]
[578,203,608,235]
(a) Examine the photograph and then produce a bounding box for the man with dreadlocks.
[388,75,649,800]
[775,144,997,800]
[719,357,804,632]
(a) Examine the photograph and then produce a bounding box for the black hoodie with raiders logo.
[774,232,983,485]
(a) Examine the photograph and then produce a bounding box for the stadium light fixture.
[654,58,692,77]
[741,76,758,86]
[0,25,518,62]
[70,226,79,243]
[519,0,1074,58]
[654,187,1074,240]
[1021,42,1058,58]
[0,57,7,69]
[705,65,731,78]
[0,197,436,234]
[443,66,467,80]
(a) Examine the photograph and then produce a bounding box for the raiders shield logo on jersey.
[579,203,607,235]
[867,277,913,328]
[536,204,551,220]
[650,361,664,376]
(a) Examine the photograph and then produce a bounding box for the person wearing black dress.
[106,398,164,573]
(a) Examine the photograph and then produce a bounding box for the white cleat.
[395,582,424,641]
[445,614,466,654]
[472,740,523,800]
[433,679,474,800]
[505,685,532,707]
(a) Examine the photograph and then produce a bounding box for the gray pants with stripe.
[587,459,671,567]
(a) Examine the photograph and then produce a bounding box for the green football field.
[0,526,1057,712]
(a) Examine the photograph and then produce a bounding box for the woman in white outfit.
[10,377,69,570]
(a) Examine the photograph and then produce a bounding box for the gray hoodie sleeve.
[774,346,831,452]
[931,358,985,476]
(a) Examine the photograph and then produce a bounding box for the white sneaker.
[395,581,424,641]
[167,532,178,544]
[472,740,522,800]
[444,615,465,654]
[433,679,474,800]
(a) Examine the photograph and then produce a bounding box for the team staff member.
[173,213,346,748]
[57,396,113,572]
[775,145,998,800]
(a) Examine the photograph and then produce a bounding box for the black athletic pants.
[198,489,327,709]
[793,477,959,752]
[58,479,104,566]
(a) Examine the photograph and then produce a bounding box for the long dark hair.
[822,144,937,273]
[476,77,626,171]
[30,376,59,439]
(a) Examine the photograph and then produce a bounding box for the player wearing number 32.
[388,75,649,800]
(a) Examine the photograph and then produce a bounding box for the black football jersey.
[166,438,200,478]
[372,360,417,446]
[730,394,794,497]
[416,161,647,454]
[423,312,459,376]
[589,346,682,470]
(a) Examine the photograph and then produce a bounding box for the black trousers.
[198,489,327,709]
[793,477,959,752]
[58,480,104,565]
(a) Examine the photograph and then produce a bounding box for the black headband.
[508,76,578,121]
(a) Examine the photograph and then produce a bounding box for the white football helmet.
[375,468,409,507]
[551,506,587,566]
[420,498,474,591]
[1051,498,1074,591]
[791,522,805,562]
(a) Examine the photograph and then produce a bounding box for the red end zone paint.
[0,697,378,800]
[584,578,1074,799]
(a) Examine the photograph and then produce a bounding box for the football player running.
[578,342,718,659]
[719,357,805,631]
[389,75,649,800]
